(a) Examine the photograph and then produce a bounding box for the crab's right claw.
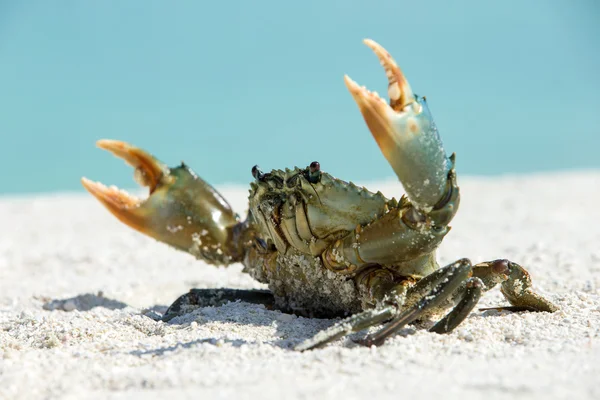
[345,39,452,210]
[81,140,242,264]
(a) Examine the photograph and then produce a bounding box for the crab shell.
[248,167,391,257]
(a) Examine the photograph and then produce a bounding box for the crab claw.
[81,140,241,264]
[345,39,452,210]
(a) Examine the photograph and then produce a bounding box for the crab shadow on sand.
[128,337,251,357]
[156,301,344,350]
[146,297,422,351]
[42,292,128,312]
[155,305,534,353]
[40,291,474,353]
[39,290,343,350]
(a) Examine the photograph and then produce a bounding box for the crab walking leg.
[428,260,558,335]
[472,260,558,313]
[294,306,397,351]
[426,259,557,335]
[367,259,557,344]
[81,140,249,265]
[362,259,473,346]
[297,259,473,350]
[429,277,484,334]
[298,258,556,349]
[162,288,275,322]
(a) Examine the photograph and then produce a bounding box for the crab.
[81,39,557,350]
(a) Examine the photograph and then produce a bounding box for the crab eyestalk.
[81,140,243,265]
[345,39,451,211]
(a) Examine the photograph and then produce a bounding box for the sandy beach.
[1,171,599,400]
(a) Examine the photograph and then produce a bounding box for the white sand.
[1,172,599,400]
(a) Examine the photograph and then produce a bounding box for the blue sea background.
[0,0,598,195]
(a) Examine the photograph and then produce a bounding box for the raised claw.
[345,39,451,210]
[82,140,242,264]
[81,140,171,227]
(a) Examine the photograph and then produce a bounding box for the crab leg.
[296,259,470,350]
[361,259,473,346]
[294,306,396,351]
[162,288,275,322]
[429,277,483,333]
[297,258,556,349]
[82,140,248,265]
[473,260,558,313]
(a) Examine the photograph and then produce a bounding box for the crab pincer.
[81,140,243,264]
[345,39,451,211]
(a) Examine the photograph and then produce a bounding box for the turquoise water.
[1,1,598,194]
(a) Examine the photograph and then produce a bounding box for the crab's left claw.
[81,140,243,264]
[345,39,452,211]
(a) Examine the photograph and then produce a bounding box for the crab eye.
[252,165,264,180]
[307,161,321,183]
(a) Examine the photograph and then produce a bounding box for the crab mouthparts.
[81,140,169,211]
